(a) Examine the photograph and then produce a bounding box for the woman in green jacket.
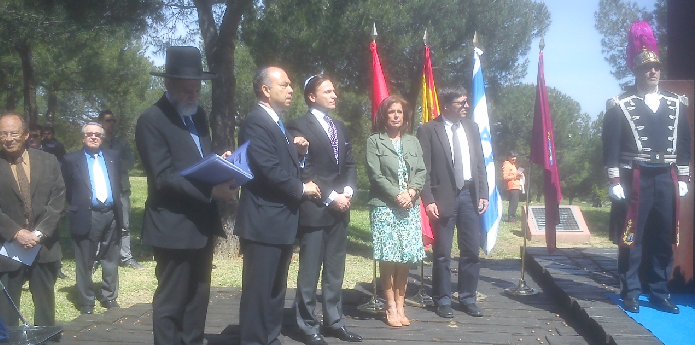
[366,96,426,327]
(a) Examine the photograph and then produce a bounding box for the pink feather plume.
[626,21,659,69]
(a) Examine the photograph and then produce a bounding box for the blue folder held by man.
[180,140,254,188]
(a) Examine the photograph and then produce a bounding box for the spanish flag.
[420,43,438,249]
[370,40,389,124]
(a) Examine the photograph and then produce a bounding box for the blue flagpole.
[472,46,502,255]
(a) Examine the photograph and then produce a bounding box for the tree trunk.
[0,68,16,111]
[194,0,253,258]
[45,85,59,126]
[14,41,38,126]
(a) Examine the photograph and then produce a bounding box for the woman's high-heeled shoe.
[385,310,402,327]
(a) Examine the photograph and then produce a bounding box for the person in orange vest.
[502,151,523,222]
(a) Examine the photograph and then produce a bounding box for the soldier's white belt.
[620,152,676,164]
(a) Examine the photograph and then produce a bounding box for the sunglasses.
[84,132,103,138]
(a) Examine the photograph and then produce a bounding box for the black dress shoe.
[120,258,145,270]
[649,297,679,314]
[459,302,484,317]
[303,333,328,345]
[57,268,67,279]
[623,297,639,313]
[435,305,454,318]
[80,305,94,314]
[100,300,120,309]
[322,326,362,342]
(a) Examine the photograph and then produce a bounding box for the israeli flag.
[472,47,502,255]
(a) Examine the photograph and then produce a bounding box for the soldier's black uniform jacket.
[603,85,691,182]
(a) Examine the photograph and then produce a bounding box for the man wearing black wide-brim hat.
[602,22,691,315]
[135,46,237,345]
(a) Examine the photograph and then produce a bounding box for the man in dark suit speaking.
[0,112,65,327]
[135,46,237,345]
[286,75,361,345]
[235,66,321,345]
[417,86,489,319]
[63,122,122,314]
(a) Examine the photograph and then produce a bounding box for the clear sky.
[521,0,656,118]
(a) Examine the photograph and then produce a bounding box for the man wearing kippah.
[602,21,691,315]
[286,75,361,345]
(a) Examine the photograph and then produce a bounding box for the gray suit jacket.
[0,149,65,272]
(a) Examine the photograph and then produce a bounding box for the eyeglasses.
[84,132,103,138]
[0,132,22,140]
[450,101,469,106]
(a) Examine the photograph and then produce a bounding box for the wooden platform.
[525,247,661,345]
[56,257,597,345]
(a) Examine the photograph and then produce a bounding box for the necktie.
[15,159,33,227]
[184,116,203,157]
[276,119,289,144]
[93,154,108,204]
[324,115,339,163]
[451,122,465,190]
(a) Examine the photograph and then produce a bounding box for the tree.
[595,0,667,87]
[0,0,159,125]
[241,0,550,108]
[491,84,600,204]
[150,0,255,256]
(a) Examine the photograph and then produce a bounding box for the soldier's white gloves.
[609,183,625,200]
[679,181,688,197]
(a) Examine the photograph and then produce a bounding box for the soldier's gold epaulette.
[606,97,619,110]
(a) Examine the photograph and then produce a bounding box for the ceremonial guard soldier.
[602,21,691,314]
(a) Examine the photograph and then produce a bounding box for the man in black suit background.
[63,122,122,314]
[417,86,489,319]
[135,46,237,345]
[0,112,65,327]
[99,110,144,270]
[41,126,66,165]
[235,66,321,345]
[286,75,361,345]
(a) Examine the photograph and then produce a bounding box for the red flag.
[370,41,389,123]
[420,44,438,249]
[530,51,562,253]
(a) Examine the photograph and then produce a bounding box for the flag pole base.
[357,297,386,314]
[504,279,538,296]
[405,291,434,307]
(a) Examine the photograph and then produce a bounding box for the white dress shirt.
[443,116,472,181]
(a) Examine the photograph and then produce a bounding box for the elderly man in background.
[98,110,143,270]
[63,122,122,315]
[0,112,65,327]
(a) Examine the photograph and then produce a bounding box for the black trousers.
[431,187,480,306]
[72,209,119,307]
[239,239,293,345]
[0,261,59,326]
[618,166,675,300]
[152,242,213,345]
[294,222,348,336]
[507,189,520,221]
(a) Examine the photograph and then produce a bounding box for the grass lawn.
[14,177,612,323]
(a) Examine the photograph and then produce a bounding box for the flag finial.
[473,31,478,48]
[371,23,378,42]
[539,36,545,52]
[423,28,428,46]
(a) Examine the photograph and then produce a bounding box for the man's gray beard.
[175,102,198,116]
